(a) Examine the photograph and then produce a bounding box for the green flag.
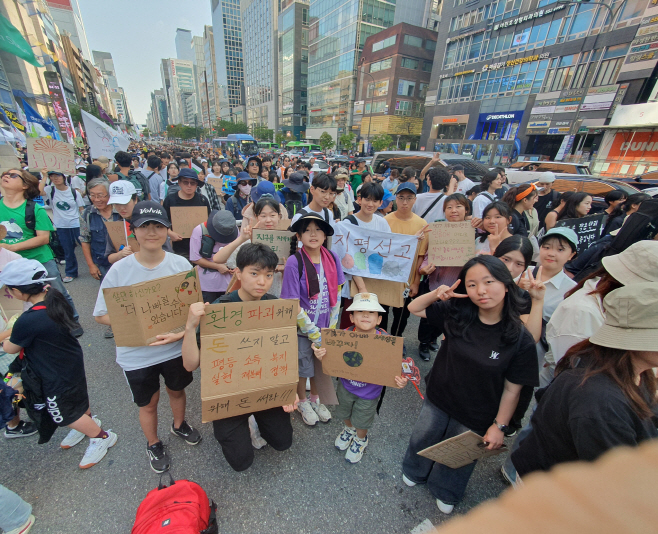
[0,13,42,67]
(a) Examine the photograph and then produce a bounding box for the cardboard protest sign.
[104,220,140,252]
[556,213,605,253]
[0,225,7,241]
[27,137,76,175]
[331,221,419,283]
[349,278,405,308]
[320,328,403,388]
[171,206,209,239]
[200,299,299,422]
[206,177,222,196]
[417,430,507,469]
[103,269,200,346]
[428,221,475,266]
[252,228,294,264]
[0,285,24,322]
[0,145,20,174]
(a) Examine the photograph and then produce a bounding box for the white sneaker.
[79,430,117,469]
[402,474,417,487]
[60,416,101,449]
[6,514,35,534]
[345,434,368,463]
[436,498,454,514]
[310,399,331,422]
[248,415,267,449]
[297,399,319,426]
[335,426,356,451]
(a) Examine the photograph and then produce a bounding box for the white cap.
[346,293,386,313]
[0,258,55,287]
[108,180,137,205]
[537,171,556,183]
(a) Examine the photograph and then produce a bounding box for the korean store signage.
[483,53,549,72]
[492,4,566,31]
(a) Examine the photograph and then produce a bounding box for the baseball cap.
[536,171,556,184]
[540,227,579,251]
[601,241,658,285]
[347,293,386,313]
[178,168,202,183]
[207,210,238,243]
[108,180,137,204]
[131,201,171,228]
[396,182,417,196]
[0,258,55,287]
[47,170,66,177]
[251,180,276,204]
[589,283,658,351]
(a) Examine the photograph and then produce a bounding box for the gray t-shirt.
[93,253,192,371]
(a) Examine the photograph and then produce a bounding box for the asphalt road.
[0,248,519,534]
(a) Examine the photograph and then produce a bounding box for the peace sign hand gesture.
[521,267,546,301]
[433,279,468,302]
[487,226,506,253]
[415,224,431,241]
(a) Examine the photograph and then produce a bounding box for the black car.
[329,155,351,165]
[371,151,490,182]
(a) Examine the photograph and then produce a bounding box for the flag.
[97,104,115,127]
[0,106,26,145]
[46,118,61,141]
[0,14,42,67]
[81,109,129,160]
[78,122,85,139]
[21,98,57,138]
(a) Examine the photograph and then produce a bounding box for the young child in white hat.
[313,293,407,463]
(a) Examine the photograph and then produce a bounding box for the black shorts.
[45,385,90,427]
[124,356,193,407]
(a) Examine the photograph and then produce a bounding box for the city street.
[0,249,515,534]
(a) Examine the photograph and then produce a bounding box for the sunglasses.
[1,172,22,180]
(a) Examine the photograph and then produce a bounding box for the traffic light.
[222,128,225,132]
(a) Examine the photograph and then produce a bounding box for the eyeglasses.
[314,189,337,198]
[397,196,415,203]
[89,194,109,200]
[179,180,198,186]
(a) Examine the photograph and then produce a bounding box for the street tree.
[371,133,393,152]
[339,132,356,150]
[275,132,287,147]
[318,131,335,152]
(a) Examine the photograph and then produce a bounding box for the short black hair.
[310,172,337,191]
[115,151,132,167]
[147,155,161,169]
[304,162,312,170]
[360,182,384,201]
[261,156,272,163]
[428,167,451,191]
[236,242,278,271]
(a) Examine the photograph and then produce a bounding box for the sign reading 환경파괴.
[331,222,419,284]
[200,299,300,422]
[103,269,200,346]
[427,221,475,267]
[320,328,403,388]
[555,213,605,253]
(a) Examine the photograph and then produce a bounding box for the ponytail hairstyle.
[8,283,76,332]
[502,183,537,211]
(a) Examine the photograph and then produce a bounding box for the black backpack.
[24,200,64,261]
[283,190,304,219]
[129,170,150,201]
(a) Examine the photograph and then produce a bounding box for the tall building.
[60,32,98,109]
[162,59,197,125]
[93,50,118,90]
[203,25,220,128]
[192,35,205,126]
[421,0,657,163]
[394,0,443,31]
[93,50,133,126]
[278,0,308,141]
[242,0,278,134]
[46,0,93,62]
[211,0,245,122]
[147,89,168,133]
[306,0,396,142]
[175,29,195,62]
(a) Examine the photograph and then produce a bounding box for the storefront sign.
[608,83,629,117]
[587,84,619,95]
[608,131,658,158]
[433,114,469,124]
[354,101,364,115]
[548,127,570,134]
[529,114,553,121]
[581,101,614,111]
[483,53,549,72]
[492,4,565,31]
[531,105,556,114]
[554,104,580,113]
[454,69,475,77]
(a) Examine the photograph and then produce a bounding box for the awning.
[585,124,658,129]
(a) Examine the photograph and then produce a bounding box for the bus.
[286,141,321,152]
[258,142,279,150]
[212,134,259,156]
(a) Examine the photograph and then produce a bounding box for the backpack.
[129,170,150,201]
[24,200,64,260]
[283,190,304,218]
[47,185,78,204]
[164,179,181,200]
[132,474,217,534]
[297,206,331,224]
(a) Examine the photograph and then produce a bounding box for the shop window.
[422,61,433,72]
[398,79,416,96]
[401,57,419,69]
[365,100,386,113]
[395,100,412,115]
[404,35,423,47]
[592,57,623,86]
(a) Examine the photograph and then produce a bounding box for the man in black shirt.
[533,172,560,225]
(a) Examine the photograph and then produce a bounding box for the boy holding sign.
[313,293,407,463]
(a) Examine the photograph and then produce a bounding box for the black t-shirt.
[425,301,538,433]
[535,190,560,224]
[216,290,277,304]
[10,305,86,396]
[163,193,210,256]
[511,359,658,477]
[510,210,529,237]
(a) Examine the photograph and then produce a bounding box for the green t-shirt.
[0,199,54,263]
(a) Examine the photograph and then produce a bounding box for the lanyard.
[312,259,325,325]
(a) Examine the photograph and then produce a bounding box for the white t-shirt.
[72,175,90,205]
[412,192,447,222]
[472,191,497,219]
[44,185,85,228]
[456,177,475,195]
[93,253,193,371]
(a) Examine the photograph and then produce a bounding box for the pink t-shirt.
[189,224,232,293]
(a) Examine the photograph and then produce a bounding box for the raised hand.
[186,301,207,330]
[526,266,546,301]
[420,262,436,276]
[433,279,468,302]
[487,225,506,253]
[415,224,431,241]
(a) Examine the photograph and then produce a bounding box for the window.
[426,40,436,51]
[395,100,412,115]
[422,61,433,72]
[419,83,429,98]
[370,58,392,72]
[367,80,389,97]
[365,100,387,113]
[404,35,423,47]
[398,79,415,96]
[372,35,396,52]
[401,57,419,69]
[593,58,623,86]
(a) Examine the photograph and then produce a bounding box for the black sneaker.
[429,341,440,351]
[4,420,38,439]
[418,343,431,362]
[146,441,170,473]
[71,321,84,337]
[170,420,202,445]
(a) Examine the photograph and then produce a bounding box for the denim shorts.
[297,335,315,378]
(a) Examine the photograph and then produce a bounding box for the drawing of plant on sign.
[331,222,419,283]
[27,137,76,175]
[173,270,199,305]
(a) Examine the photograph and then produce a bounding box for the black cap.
[131,201,171,228]
[289,213,334,236]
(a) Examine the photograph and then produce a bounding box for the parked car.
[615,170,658,191]
[371,151,490,182]
[329,155,350,165]
[639,186,658,198]
[509,161,592,175]
[311,161,330,173]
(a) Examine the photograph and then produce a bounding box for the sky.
[77,0,211,124]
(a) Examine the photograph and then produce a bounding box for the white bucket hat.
[601,241,658,285]
[347,293,386,313]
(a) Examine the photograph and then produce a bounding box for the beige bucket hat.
[601,241,658,285]
[347,293,386,313]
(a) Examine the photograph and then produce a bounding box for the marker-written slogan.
[427,222,475,266]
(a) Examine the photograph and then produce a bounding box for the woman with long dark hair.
[502,183,538,237]
[472,170,505,219]
[556,192,593,222]
[475,201,514,254]
[543,191,575,231]
[602,192,651,236]
[404,255,539,514]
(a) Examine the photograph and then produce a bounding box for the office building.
[147,89,169,133]
[203,25,220,128]
[46,0,93,62]
[60,32,98,109]
[175,29,195,62]
[242,0,278,133]
[162,58,197,125]
[394,0,443,31]
[211,0,245,122]
[93,50,119,90]
[422,0,657,163]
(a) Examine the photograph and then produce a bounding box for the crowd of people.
[1,141,657,533]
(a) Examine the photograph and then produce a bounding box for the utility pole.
[358,57,376,156]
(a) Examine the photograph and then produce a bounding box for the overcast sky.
[77,0,211,124]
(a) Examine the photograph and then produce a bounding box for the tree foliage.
[252,125,274,141]
[371,133,393,152]
[141,127,151,138]
[339,132,356,149]
[213,120,249,135]
[166,124,209,140]
[318,131,335,152]
[275,132,287,147]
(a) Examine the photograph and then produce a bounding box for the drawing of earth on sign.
[367,254,383,274]
[343,351,363,368]
[354,251,367,270]
[382,261,403,278]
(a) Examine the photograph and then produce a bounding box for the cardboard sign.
[0,285,24,322]
[332,221,419,283]
[103,269,200,346]
[349,278,405,308]
[104,220,140,252]
[27,137,76,175]
[200,299,299,422]
[0,145,20,174]
[0,225,7,241]
[417,430,507,469]
[252,228,294,264]
[171,206,209,238]
[206,177,222,196]
[427,221,475,266]
[320,328,403,388]
[556,213,605,253]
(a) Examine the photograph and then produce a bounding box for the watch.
[494,419,510,433]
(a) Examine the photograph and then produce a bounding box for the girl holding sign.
[405,256,539,514]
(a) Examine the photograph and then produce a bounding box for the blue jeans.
[0,484,32,531]
[402,399,479,505]
[502,410,535,486]
[57,227,80,278]
[42,259,79,320]
[98,263,110,283]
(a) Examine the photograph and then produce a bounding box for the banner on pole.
[81,109,129,160]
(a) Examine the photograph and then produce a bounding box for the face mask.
[238,184,252,195]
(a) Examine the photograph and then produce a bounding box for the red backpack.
[132,474,217,534]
